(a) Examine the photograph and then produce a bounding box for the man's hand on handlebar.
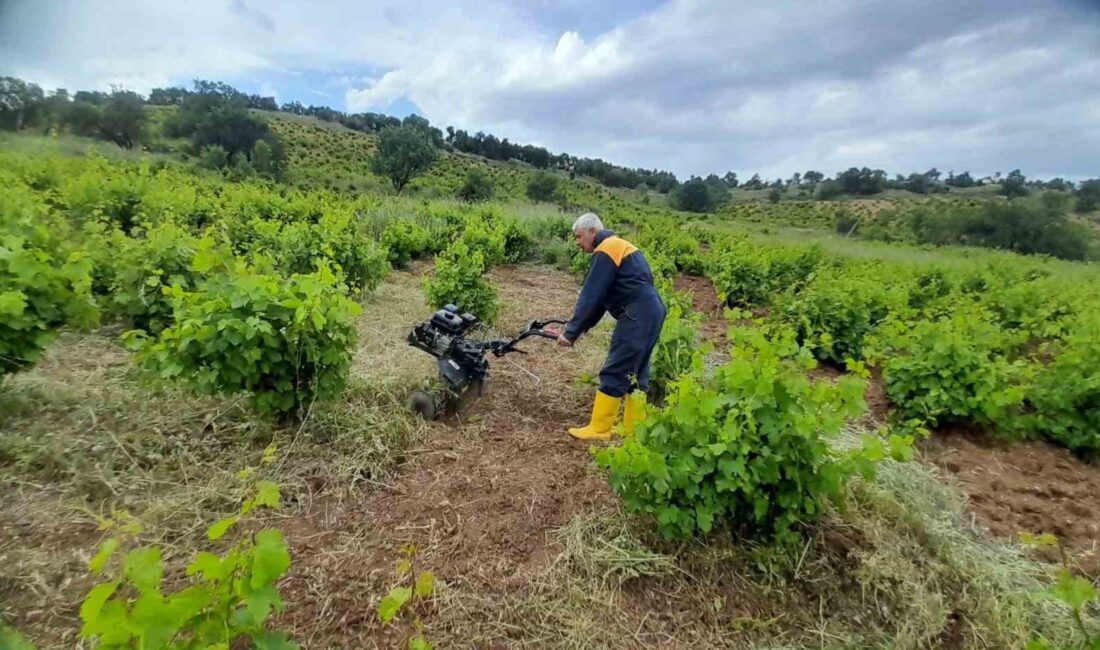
[544,325,574,347]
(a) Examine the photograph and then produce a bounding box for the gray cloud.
[443,1,1100,179]
[231,0,276,32]
[1,0,1097,179]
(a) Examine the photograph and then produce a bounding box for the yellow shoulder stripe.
[595,236,638,267]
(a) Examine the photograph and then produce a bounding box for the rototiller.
[406,304,564,419]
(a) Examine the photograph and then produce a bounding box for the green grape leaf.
[378,586,413,623]
[253,481,281,510]
[123,547,163,595]
[253,631,301,650]
[415,571,436,598]
[89,537,120,573]
[79,580,120,631]
[251,529,291,589]
[207,515,240,541]
[1048,570,1098,611]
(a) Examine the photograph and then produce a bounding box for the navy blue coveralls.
[563,230,667,398]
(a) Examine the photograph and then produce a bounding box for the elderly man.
[552,212,666,440]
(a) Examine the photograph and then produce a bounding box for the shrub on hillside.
[526,172,560,202]
[500,218,535,263]
[110,221,200,333]
[457,169,493,201]
[670,177,727,213]
[636,227,706,275]
[872,312,1026,429]
[424,241,499,324]
[860,199,1094,261]
[131,262,360,419]
[459,216,507,267]
[596,328,905,543]
[815,180,843,200]
[241,213,388,293]
[773,270,899,366]
[1020,315,1100,456]
[1075,178,1100,213]
[199,144,230,170]
[1,203,96,378]
[381,219,433,267]
[835,209,860,235]
[371,125,440,194]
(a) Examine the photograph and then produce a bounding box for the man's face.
[574,228,598,253]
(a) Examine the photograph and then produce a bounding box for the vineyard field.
[1,124,1098,649]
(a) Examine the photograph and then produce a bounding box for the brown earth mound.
[922,428,1100,575]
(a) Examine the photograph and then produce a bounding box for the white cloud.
[1,0,1097,179]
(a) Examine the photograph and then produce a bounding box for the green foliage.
[648,305,708,401]
[707,238,824,307]
[635,225,705,275]
[815,180,842,200]
[1075,178,1100,213]
[0,76,45,130]
[526,171,560,202]
[1002,169,1029,199]
[424,241,499,324]
[458,216,507,267]
[198,144,229,170]
[861,198,1094,261]
[708,244,770,306]
[97,90,148,149]
[79,482,297,649]
[131,261,361,419]
[456,169,493,201]
[250,138,285,179]
[371,125,440,193]
[175,91,278,165]
[0,194,96,377]
[835,209,860,235]
[671,176,727,213]
[499,217,535,263]
[243,212,389,292]
[1020,532,1100,649]
[1020,314,1100,456]
[596,328,902,543]
[377,545,435,650]
[109,222,199,333]
[873,312,1026,428]
[569,245,593,281]
[0,622,35,649]
[773,270,897,365]
[381,219,433,267]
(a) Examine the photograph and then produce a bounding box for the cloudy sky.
[2,0,1098,180]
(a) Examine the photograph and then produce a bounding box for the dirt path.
[278,266,617,648]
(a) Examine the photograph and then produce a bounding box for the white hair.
[572,212,604,232]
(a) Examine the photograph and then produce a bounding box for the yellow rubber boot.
[568,390,621,441]
[623,392,647,437]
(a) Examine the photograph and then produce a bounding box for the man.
[551,212,666,440]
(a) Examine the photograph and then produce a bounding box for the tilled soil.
[278,265,617,648]
[922,428,1100,575]
[672,274,728,342]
